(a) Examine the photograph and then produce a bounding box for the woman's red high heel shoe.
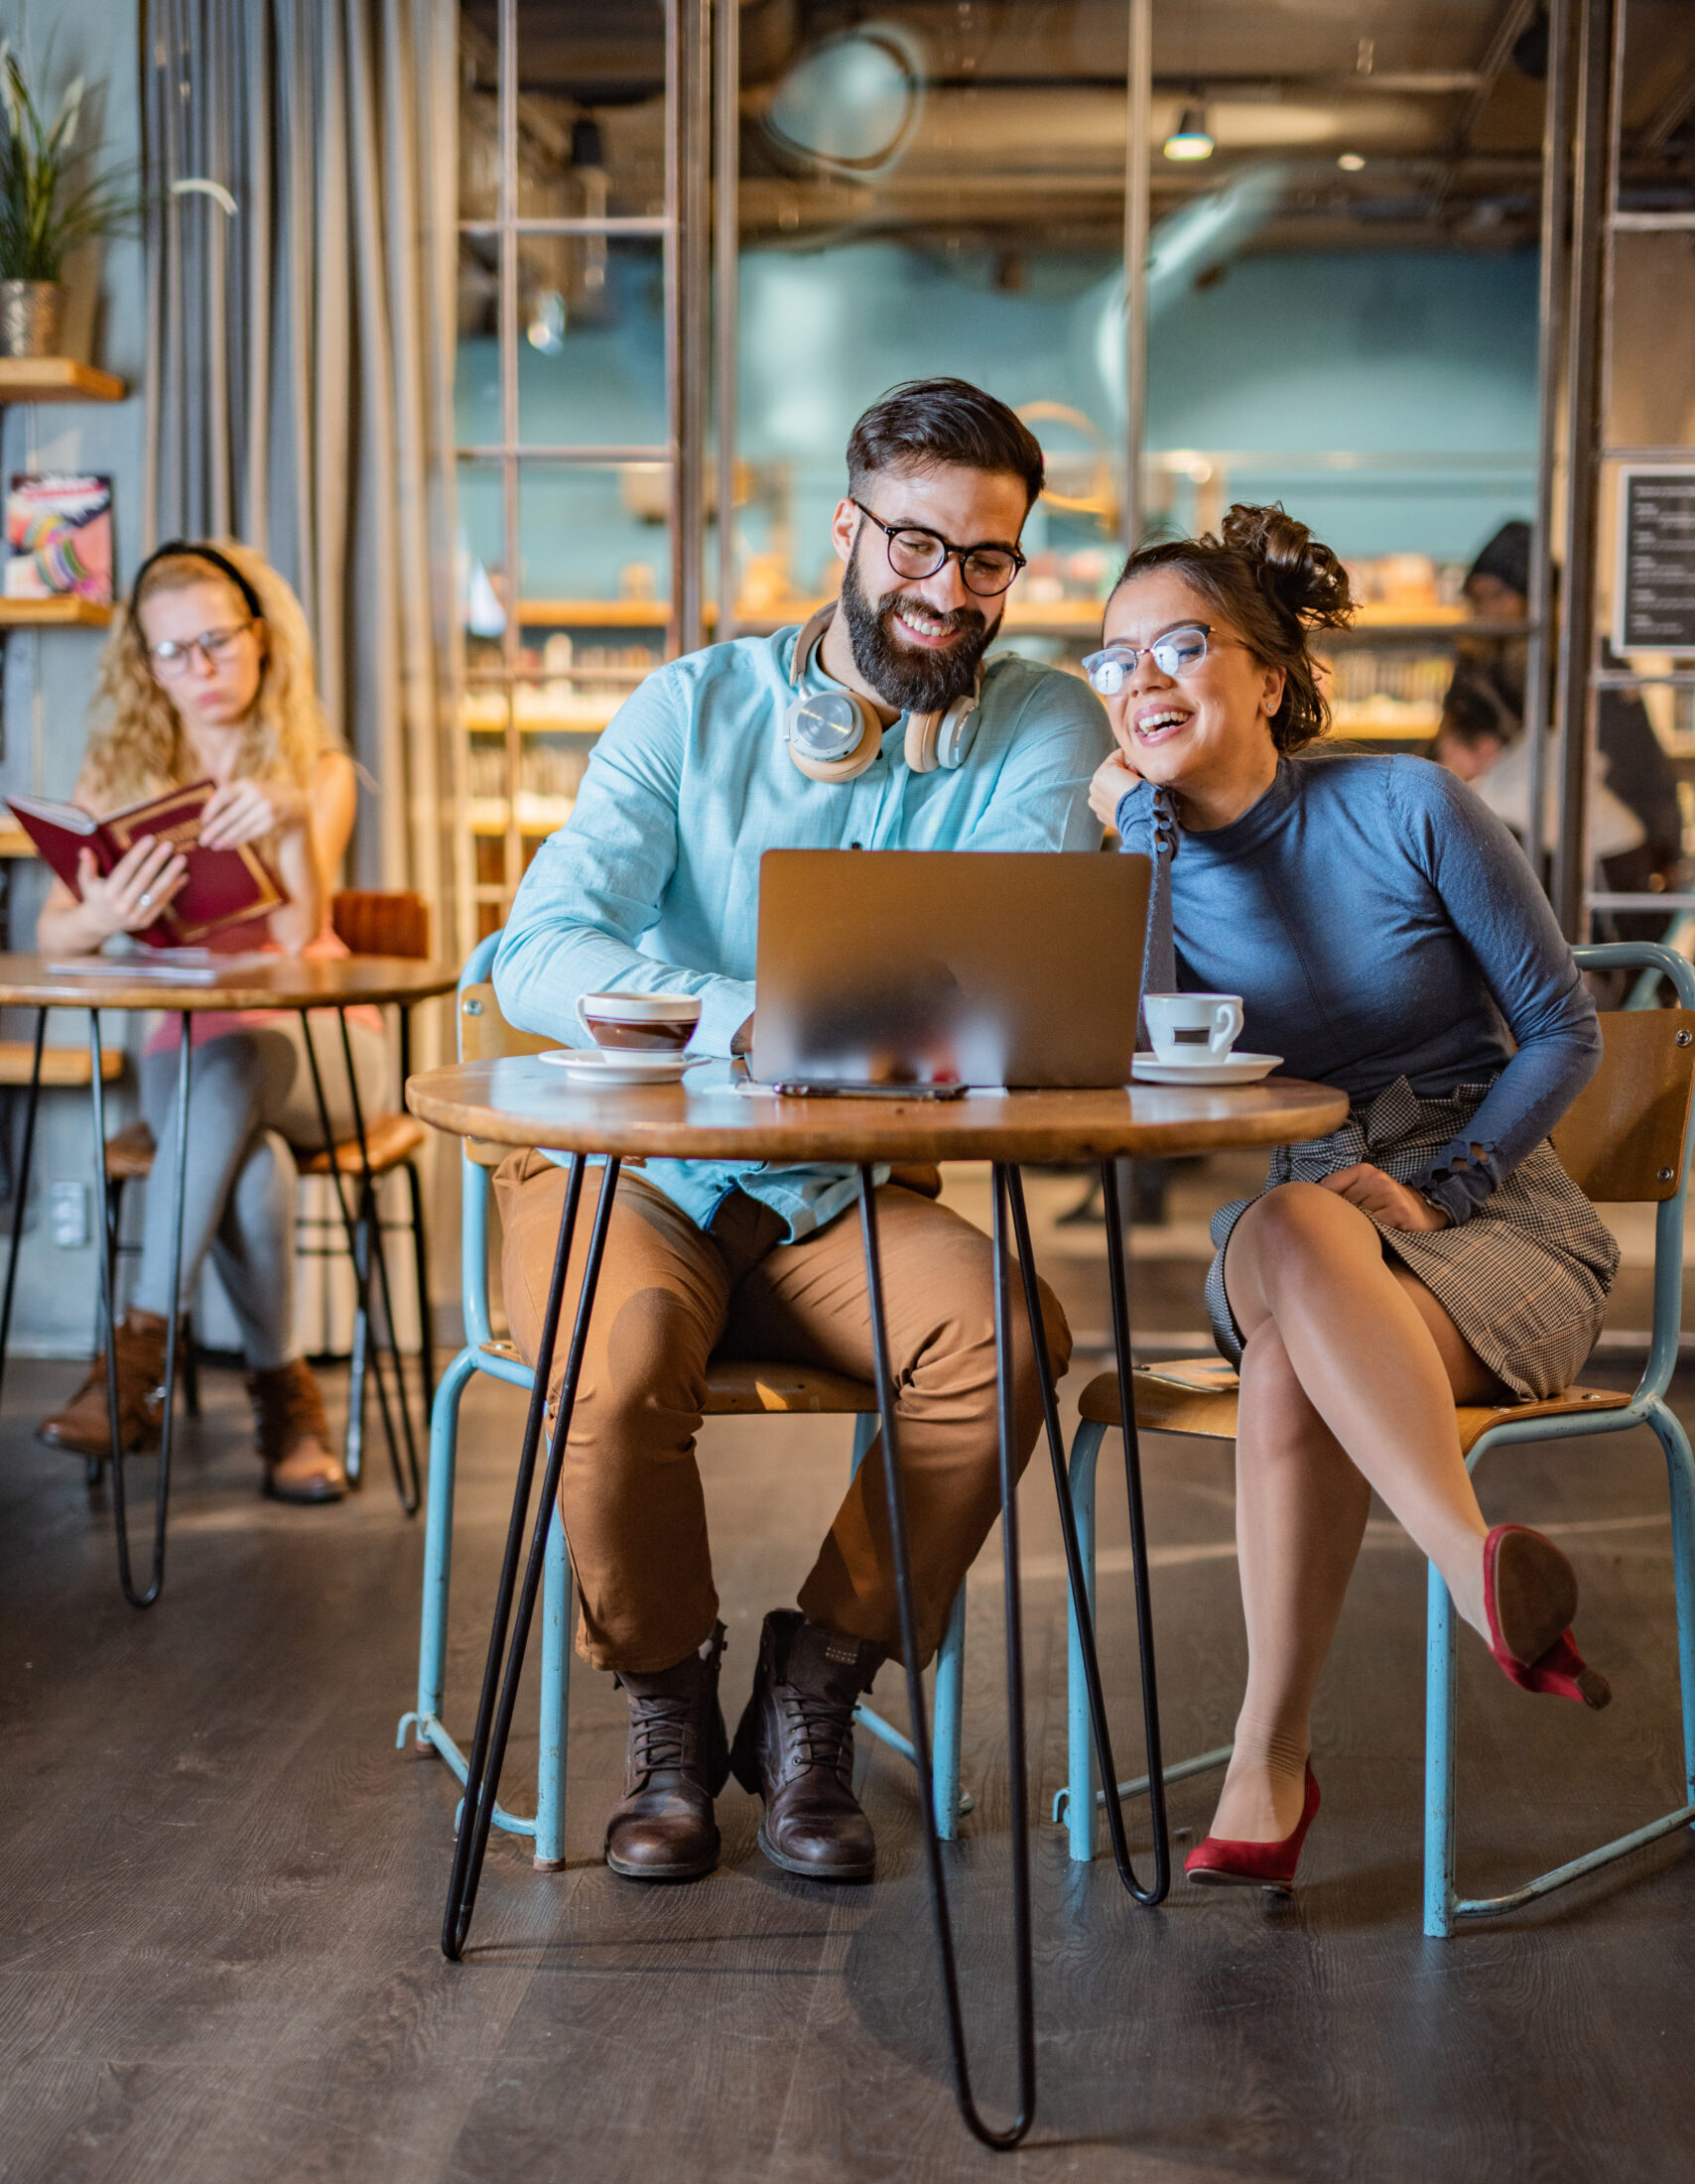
[1483,1522,1611,1711]
[1185,1763,1320,1895]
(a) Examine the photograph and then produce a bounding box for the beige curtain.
[141,0,459,912]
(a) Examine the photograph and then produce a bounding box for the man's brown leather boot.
[38,1308,169,1459]
[730,1608,884,1882]
[604,1622,730,1880]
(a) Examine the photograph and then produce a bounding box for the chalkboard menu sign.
[1615,467,1695,653]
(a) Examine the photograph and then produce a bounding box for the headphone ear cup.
[904,708,942,775]
[784,689,885,782]
[933,694,980,770]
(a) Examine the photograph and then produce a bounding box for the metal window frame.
[454,0,700,944]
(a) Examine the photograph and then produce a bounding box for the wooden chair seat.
[701,1359,877,1415]
[104,1118,159,1181]
[1081,1361,1632,1456]
[0,1040,123,1089]
[297,1111,427,1178]
[103,1110,425,1183]
[478,1338,876,1416]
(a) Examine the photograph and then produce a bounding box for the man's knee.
[898,1247,1064,1371]
[573,1285,712,1434]
[1014,1275,1072,1401]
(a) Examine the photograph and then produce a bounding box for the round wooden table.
[0,953,456,1606]
[406,1056,1347,2147]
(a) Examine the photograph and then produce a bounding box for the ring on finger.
[138,891,153,910]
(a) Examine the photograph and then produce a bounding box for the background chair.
[1055,942,1695,1937]
[101,890,436,1486]
[396,933,970,1868]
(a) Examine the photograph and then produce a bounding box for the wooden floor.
[4,1164,1695,2182]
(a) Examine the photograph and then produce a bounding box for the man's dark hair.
[847,377,1045,509]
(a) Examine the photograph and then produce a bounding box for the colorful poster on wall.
[4,474,115,603]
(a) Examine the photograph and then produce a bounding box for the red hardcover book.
[6,780,287,947]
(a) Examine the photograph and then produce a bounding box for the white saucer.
[539,1048,712,1086]
[1131,1051,1282,1087]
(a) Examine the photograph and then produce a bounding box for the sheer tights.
[1211,1181,1507,1844]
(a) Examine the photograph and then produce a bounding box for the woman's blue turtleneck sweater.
[1115,751,1603,1226]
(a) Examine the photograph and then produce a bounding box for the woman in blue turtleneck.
[1084,505,1619,1893]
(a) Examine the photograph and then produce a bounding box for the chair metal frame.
[1057,941,1695,1937]
[396,932,970,1870]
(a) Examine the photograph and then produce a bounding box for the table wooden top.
[406,1055,1351,1163]
[0,953,458,1011]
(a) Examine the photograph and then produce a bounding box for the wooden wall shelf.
[0,597,113,628]
[0,358,124,403]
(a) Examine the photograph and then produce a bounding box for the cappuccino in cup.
[577,990,702,1052]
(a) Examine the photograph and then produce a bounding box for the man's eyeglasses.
[148,622,258,678]
[850,498,1025,597]
[1082,622,1219,695]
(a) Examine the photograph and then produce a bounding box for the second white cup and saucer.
[542,990,715,1086]
[1130,991,1282,1086]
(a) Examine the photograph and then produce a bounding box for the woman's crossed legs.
[1212,1179,1507,1843]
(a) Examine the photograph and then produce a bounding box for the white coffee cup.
[1143,991,1244,1064]
[576,989,702,1052]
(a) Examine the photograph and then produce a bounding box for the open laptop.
[750,849,1150,1092]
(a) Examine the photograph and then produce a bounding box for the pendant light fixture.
[1163,104,1214,162]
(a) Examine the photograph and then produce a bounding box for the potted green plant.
[0,46,134,358]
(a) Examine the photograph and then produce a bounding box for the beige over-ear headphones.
[781,604,984,782]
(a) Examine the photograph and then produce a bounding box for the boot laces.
[629,1692,696,1777]
[785,1686,856,1779]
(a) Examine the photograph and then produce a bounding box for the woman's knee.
[229,1128,299,1225]
[1236,1180,1373,1282]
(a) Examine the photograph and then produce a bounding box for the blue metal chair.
[1055,942,1695,1934]
[396,932,970,1866]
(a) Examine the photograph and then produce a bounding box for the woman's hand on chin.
[1089,750,1144,830]
[1319,1163,1450,1231]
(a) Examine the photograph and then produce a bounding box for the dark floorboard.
[3,1170,1694,2180]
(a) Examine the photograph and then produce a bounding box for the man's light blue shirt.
[493,623,1110,1238]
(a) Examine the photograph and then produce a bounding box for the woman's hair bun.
[1220,502,1354,631]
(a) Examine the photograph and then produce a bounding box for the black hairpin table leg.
[0,1007,47,1410]
[296,1007,419,1515]
[857,1164,1034,2150]
[1003,1164,1169,1902]
[336,1006,423,1511]
[100,1008,192,1609]
[443,1154,619,1961]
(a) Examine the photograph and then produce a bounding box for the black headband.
[129,540,264,625]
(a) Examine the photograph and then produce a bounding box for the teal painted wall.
[458,242,1540,600]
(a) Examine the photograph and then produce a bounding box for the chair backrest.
[459,977,555,1169]
[332,889,430,960]
[459,981,555,1065]
[1549,1008,1695,1202]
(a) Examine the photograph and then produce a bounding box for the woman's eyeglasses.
[148,622,257,678]
[851,499,1025,597]
[1082,622,1216,695]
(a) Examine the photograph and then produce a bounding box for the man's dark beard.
[838,546,998,714]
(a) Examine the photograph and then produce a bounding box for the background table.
[405,1057,1347,2148]
[0,954,456,1606]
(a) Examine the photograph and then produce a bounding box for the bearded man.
[492,376,1109,1886]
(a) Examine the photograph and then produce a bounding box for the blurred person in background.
[1440,520,1682,935]
[35,542,381,1506]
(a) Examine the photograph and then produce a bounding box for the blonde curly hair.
[80,540,337,809]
